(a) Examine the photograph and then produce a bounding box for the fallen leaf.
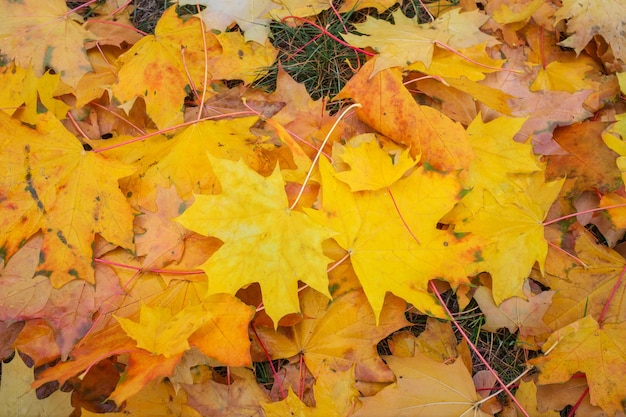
[116,303,208,358]
[0,112,136,287]
[183,367,269,417]
[176,155,334,325]
[342,9,497,74]
[180,0,274,44]
[0,0,96,87]
[555,0,626,62]
[112,6,217,129]
[252,288,409,383]
[353,351,490,417]
[336,58,474,171]
[333,137,417,191]
[308,156,475,319]
[474,281,553,338]
[531,316,626,417]
[0,352,74,417]
[262,364,359,417]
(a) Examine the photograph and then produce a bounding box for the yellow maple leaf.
[459,114,541,211]
[531,60,595,93]
[532,316,626,417]
[112,6,217,129]
[176,154,334,325]
[342,8,498,74]
[115,303,207,358]
[408,42,506,82]
[0,112,136,287]
[333,136,417,191]
[0,0,96,88]
[308,156,474,320]
[0,64,71,123]
[208,32,277,84]
[451,173,563,304]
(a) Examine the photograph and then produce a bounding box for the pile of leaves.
[1,0,626,415]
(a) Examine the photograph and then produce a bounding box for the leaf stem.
[93,111,256,152]
[542,203,626,226]
[252,325,286,399]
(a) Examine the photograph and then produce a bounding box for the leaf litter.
[1,0,626,416]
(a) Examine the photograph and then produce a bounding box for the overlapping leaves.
[1,0,626,416]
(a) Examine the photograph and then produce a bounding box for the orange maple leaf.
[336,58,474,172]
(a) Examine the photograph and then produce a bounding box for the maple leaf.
[208,32,277,84]
[182,367,269,417]
[545,122,623,195]
[459,114,541,210]
[342,8,497,74]
[176,154,334,325]
[336,58,474,172]
[515,380,561,417]
[473,281,553,338]
[0,112,136,287]
[308,155,475,319]
[538,230,626,329]
[0,0,96,88]
[531,315,626,416]
[332,136,417,191]
[116,303,208,358]
[134,186,196,270]
[555,0,626,63]
[252,288,409,382]
[0,352,74,416]
[353,351,490,417]
[262,364,359,417]
[112,6,218,129]
[0,64,71,124]
[531,60,596,93]
[179,0,274,44]
[115,116,276,210]
[451,173,563,303]
[82,379,202,417]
